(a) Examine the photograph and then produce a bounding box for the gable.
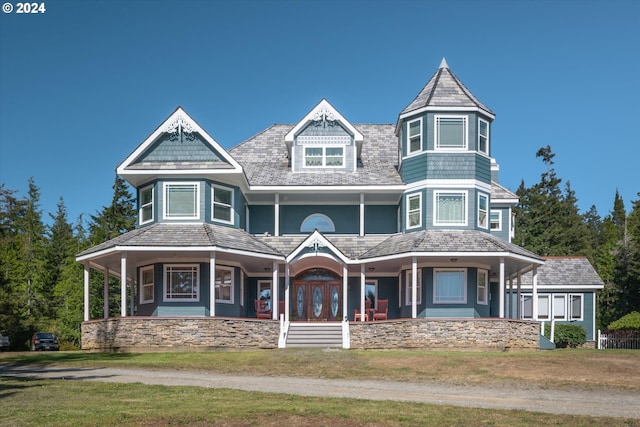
[133,132,227,164]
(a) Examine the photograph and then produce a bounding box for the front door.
[293,280,341,321]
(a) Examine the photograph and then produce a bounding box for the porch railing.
[597,330,640,349]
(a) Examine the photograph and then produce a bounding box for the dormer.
[285,99,364,172]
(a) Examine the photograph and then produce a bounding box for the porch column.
[84,263,90,321]
[284,263,290,322]
[209,251,216,317]
[532,265,538,321]
[360,264,366,321]
[103,269,109,319]
[120,252,127,317]
[412,256,417,319]
[130,275,135,316]
[499,257,505,318]
[508,277,513,318]
[359,193,365,237]
[274,193,280,236]
[343,263,348,321]
[272,261,279,320]
[517,270,522,319]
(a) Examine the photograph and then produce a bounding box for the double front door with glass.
[293,280,341,321]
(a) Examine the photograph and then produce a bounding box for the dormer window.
[407,118,422,155]
[304,146,344,168]
[163,182,200,220]
[478,119,489,155]
[139,185,154,224]
[435,115,467,150]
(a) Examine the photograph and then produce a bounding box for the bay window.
[406,193,422,229]
[164,182,199,220]
[434,269,466,304]
[139,185,154,224]
[435,191,467,226]
[435,115,467,150]
[408,118,422,154]
[212,185,233,223]
[215,267,234,303]
[164,264,199,301]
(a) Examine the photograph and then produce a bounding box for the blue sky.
[1,0,638,225]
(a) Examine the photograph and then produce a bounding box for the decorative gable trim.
[285,99,363,144]
[286,230,350,264]
[117,107,243,182]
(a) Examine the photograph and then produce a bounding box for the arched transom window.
[300,213,336,233]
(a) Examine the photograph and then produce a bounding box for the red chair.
[354,308,368,322]
[255,299,271,319]
[372,299,388,321]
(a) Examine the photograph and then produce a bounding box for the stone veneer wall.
[82,317,280,351]
[350,318,539,350]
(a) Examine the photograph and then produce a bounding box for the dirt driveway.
[1,364,639,420]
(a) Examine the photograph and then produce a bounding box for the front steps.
[285,322,343,348]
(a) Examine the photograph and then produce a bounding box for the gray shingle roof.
[491,181,518,201]
[229,124,403,186]
[520,257,604,287]
[400,60,494,117]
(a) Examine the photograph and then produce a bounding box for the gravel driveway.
[1,364,639,420]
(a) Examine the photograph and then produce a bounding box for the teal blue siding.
[280,205,359,234]
[365,205,398,233]
[135,133,228,164]
[347,276,399,320]
[401,153,428,183]
[249,205,275,235]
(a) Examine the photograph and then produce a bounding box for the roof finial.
[439,57,449,69]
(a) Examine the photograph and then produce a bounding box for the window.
[407,118,422,154]
[406,193,422,229]
[164,182,199,220]
[406,269,422,305]
[477,270,488,305]
[304,146,344,167]
[478,194,488,229]
[553,294,567,320]
[435,116,467,150]
[538,295,550,320]
[490,210,502,231]
[365,280,378,309]
[164,264,199,301]
[140,266,154,304]
[435,191,467,226]
[522,295,533,319]
[300,213,335,232]
[434,269,466,304]
[569,294,583,320]
[258,280,272,310]
[478,119,489,155]
[139,185,154,224]
[212,185,233,223]
[522,294,551,320]
[215,267,234,303]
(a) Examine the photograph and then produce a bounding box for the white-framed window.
[435,115,467,150]
[257,280,272,310]
[304,146,344,167]
[140,266,154,304]
[434,191,467,226]
[300,213,336,232]
[522,294,551,320]
[553,294,567,320]
[478,118,489,155]
[434,268,466,304]
[406,268,422,305]
[406,193,422,229]
[538,294,550,320]
[215,266,234,304]
[164,264,199,301]
[139,185,154,225]
[478,193,488,229]
[212,184,233,224]
[490,210,502,231]
[569,294,583,320]
[477,270,488,305]
[163,182,200,220]
[407,118,422,155]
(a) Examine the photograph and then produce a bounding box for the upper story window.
[304,146,344,167]
[163,182,199,220]
[490,210,502,231]
[301,213,336,232]
[139,185,154,225]
[435,115,467,150]
[434,191,467,226]
[478,119,489,155]
[212,184,233,224]
[406,193,422,229]
[478,194,488,229]
[407,118,422,155]
[164,264,199,301]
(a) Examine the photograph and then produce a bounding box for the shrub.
[607,311,640,331]
[544,323,586,348]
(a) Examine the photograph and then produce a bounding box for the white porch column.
[103,269,109,319]
[532,265,538,321]
[343,264,348,321]
[272,261,279,320]
[359,193,365,237]
[284,263,290,322]
[209,251,216,317]
[120,252,127,317]
[274,193,280,237]
[517,270,522,319]
[84,263,90,322]
[412,257,417,319]
[499,257,505,318]
[360,264,366,321]
[508,277,513,318]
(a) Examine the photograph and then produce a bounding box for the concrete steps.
[285,322,343,348]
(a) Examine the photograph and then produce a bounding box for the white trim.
[569,293,584,321]
[139,184,154,225]
[303,145,345,168]
[490,209,502,231]
[398,106,495,122]
[285,99,363,144]
[215,265,234,304]
[405,178,492,192]
[434,190,468,226]
[478,118,490,155]
[477,193,489,229]
[139,265,154,304]
[162,182,200,220]
[407,117,423,155]
[405,192,422,229]
[163,264,200,302]
[433,268,467,304]
[211,183,234,225]
[435,115,468,151]
[405,267,422,306]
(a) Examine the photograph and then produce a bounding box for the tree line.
[0,146,638,348]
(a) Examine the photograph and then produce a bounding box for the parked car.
[0,333,9,351]
[31,332,59,351]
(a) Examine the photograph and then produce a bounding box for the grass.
[1,349,639,426]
